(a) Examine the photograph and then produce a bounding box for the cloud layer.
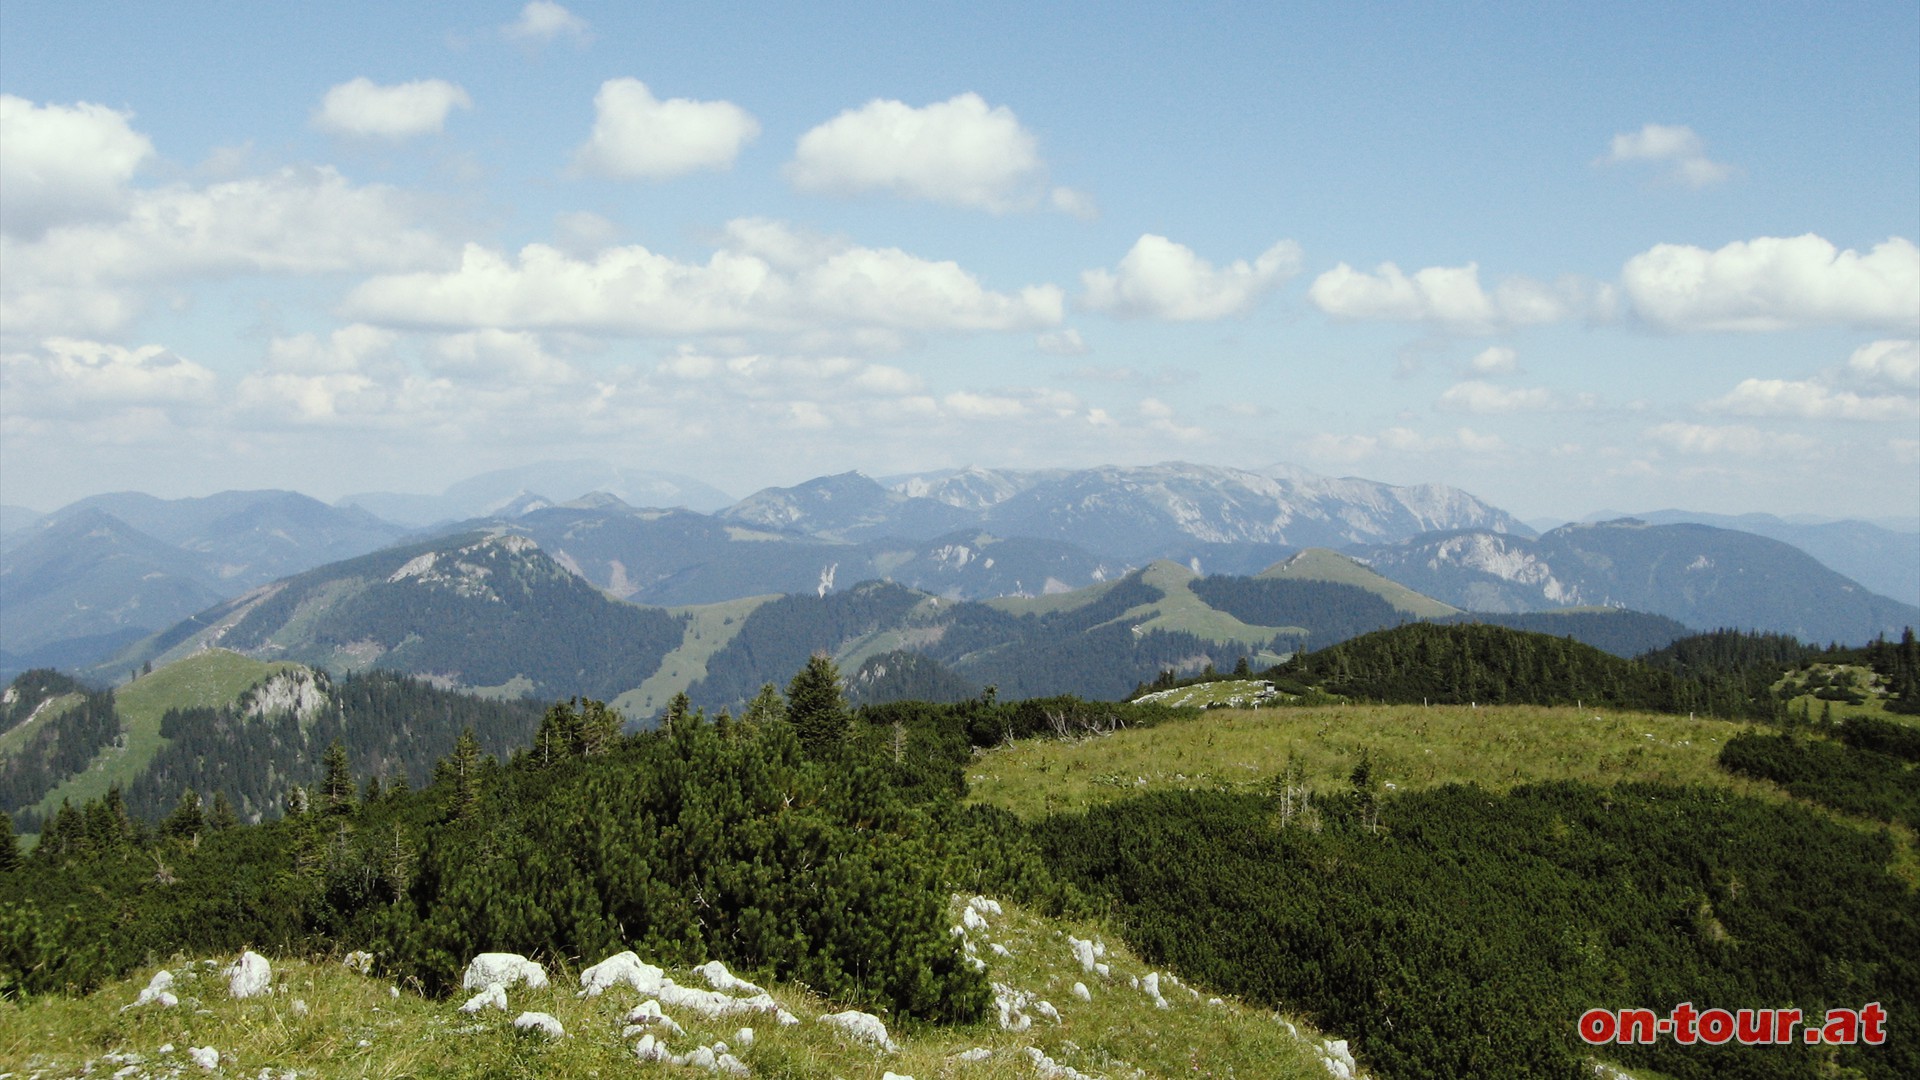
[573,78,759,180]
[1623,234,1920,332]
[787,93,1062,213]
[1600,123,1735,188]
[1308,261,1599,332]
[313,78,472,139]
[342,218,1063,339]
[1081,235,1301,320]
[0,95,153,237]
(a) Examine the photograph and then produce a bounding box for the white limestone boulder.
[695,959,764,995]
[819,1008,897,1051]
[578,951,665,998]
[462,952,549,992]
[512,1011,565,1038]
[123,969,178,1011]
[459,983,508,1014]
[224,950,271,999]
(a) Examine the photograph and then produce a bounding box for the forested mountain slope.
[1352,518,1920,642]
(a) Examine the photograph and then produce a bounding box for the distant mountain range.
[1348,519,1920,645]
[1572,509,1918,606]
[336,458,736,526]
[4,460,1914,683]
[0,492,407,674]
[725,462,1532,556]
[86,523,1698,722]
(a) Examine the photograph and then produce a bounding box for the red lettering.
[1698,1008,1735,1044]
[1861,1002,1886,1045]
[1579,1009,1616,1044]
[1736,1008,1772,1044]
[1822,1008,1860,1045]
[1618,1008,1658,1045]
[1774,1008,1802,1044]
[1670,1002,1698,1045]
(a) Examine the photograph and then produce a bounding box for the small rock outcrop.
[462,952,549,992]
[123,969,178,1011]
[819,1008,897,1051]
[225,951,271,998]
[512,1011,565,1038]
[459,983,508,1014]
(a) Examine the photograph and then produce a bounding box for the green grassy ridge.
[614,594,777,719]
[28,650,299,819]
[0,691,83,758]
[966,703,1773,821]
[1108,560,1302,647]
[1255,548,1461,618]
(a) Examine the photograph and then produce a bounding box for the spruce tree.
[209,790,240,830]
[534,701,579,765]
[787,654,850,757]
[579,699,622,755]
[743,683,785,726]
[661,692,693,735]
[321,740,356,815]
[439,727,485,820]
[162,788,203,842]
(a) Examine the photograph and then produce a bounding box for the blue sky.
[2,1,1916,523]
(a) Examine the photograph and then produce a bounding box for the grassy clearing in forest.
[28,651,298,819]
[966,703,1772,820]
[966,702,1920,887]
[0,897,1358,1079]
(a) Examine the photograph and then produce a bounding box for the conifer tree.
[321,740,356,815]
[787,653,851,757]
[209,791,239,830]
[534,701,579,765]
[162,788,203,842]
[579,699,622,755]
[0,809,17,871]
[41,799,85,862]
[661,692,692,735]
[743,683,784,726]
[439,727,485,820]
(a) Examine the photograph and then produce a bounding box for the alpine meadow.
[2,4,1917,1080]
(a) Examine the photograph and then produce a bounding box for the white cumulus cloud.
[1308,260,1594,332]
[1706,378,1917,422]
[1600,123,1736,188]
[341,217,1064,340]
[0,338,216,415]
[1036,328,1089,356]
[1304,425,1506,462]
[1845,339,1920,389]
[0,95,153,237]
[504,1,589,44]
[572,78,759,180]
[1646,421,1819,457]
[10,168,445,280]
[1080,235,1301,320]
[1436,380,1555,414]
[1622,234,1920,332]
[1467,346,1518,375]
[313,78,472,139]
[3,166,448,339]
[788,93,1069,213]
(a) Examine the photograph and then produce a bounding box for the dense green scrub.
[1038,782,1918,1080]
[0,685,1174,1017]
[1283,623,1784,718]
[1719,728,1920,828]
